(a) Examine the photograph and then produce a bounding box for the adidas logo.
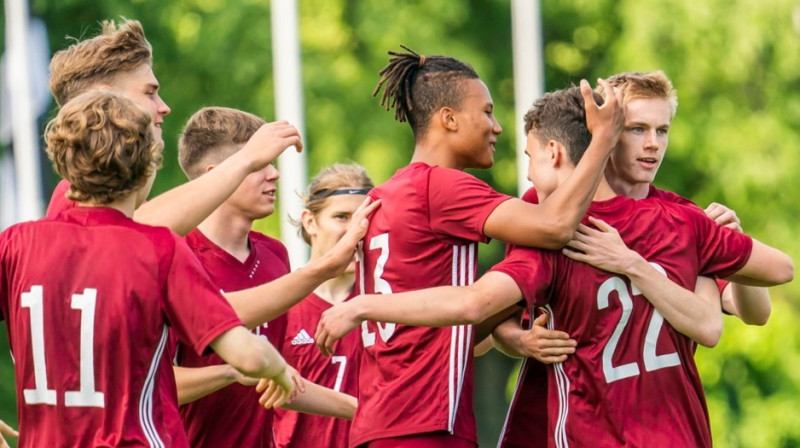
[291,329,315,345]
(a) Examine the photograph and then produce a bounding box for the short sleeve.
[428,167,511,243]
[162,237,243,356]
[688,206,753,278]
[45,179,76,218]
[490,246,553,308]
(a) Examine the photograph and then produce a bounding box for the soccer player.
[45,19,302,235]
[272,163,373,448]
[328,46,623,448]
[173,108,365,448]
[0,91,294,448]
[315,86,793,447]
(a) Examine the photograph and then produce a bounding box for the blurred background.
[1,0,799,446]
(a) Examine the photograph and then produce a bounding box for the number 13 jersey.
[352,162,510,448]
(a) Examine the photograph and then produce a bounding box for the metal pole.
[511,0,545,196]
[5,0,43,221]
[271,0,309,269]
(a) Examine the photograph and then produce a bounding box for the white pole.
[5,0,43,221]
[271,0,309,269]
[511,0,545,196]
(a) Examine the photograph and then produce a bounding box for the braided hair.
[373,45,479,137]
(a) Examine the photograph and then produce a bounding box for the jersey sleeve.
[688,206,754,278]
[428,167,512,243]
[489,246,553,308]
[45,179,76,218]
[162,236,243,356]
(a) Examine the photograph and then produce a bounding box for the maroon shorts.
[366,432,476,448]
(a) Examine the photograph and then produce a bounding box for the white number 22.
[21,286,104,407]
[598,263,681,383]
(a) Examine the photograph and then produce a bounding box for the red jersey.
[272,290,361,448]
[175,229,290,448]
[0,207,242,448]
[352,162,511,447]
[45,179,76,217]
[491,194,753,447]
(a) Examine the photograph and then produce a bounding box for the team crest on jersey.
[291,329,315,345]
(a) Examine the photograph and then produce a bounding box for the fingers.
[255,377,269,393]
[594,78,617,109]
[0,421,17,442]
[315,324,332,356]
[257,379,281,408]
[579,79,597,109]
[586,216,614,232]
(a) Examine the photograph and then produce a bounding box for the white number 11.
[21,286,104,408]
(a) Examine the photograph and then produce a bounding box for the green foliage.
[0,1,797,447]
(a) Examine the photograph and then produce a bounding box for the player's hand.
[704,202,742,232]
[240,121,304,172]
[519,313,577,364]
[255,367,297,409]
[316,300,363,356]
[563,216,638,274]
[582,78,625,148]
[231,366,261,387]
[317,197,381,277]
[0,419,18,448]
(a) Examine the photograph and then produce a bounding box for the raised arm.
[223,198,379,329]
[315,271,524,355]
[134,121,303,236]
[565,217,724,347]
[483,79,625,249]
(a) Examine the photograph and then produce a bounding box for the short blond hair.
[599,71,678,118]
[45,91,163,204]
[178,107,266,179]
[294,164,374,244]
[49,19,152,106]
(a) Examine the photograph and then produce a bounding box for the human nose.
[157,95,171,116]
[265,165,280,181]
[493,117,502,134]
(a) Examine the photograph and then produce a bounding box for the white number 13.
[360,233,397,347]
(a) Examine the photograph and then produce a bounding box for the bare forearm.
[625,258,722,347]
[491,316,527,358]
[134,155,251,236]
[355,287,481,327]
[281,381,357,419]
[226,261,332,329]
[174,365,238,405]
[724,283,771,326]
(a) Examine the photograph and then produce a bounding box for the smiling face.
[449,78,502,170]
[606,97,672,199]
[110,64,171,145]
[226,163,280,220]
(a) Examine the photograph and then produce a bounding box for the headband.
[309,188,371,201]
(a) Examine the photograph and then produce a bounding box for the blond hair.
[295,164,374,244]
[45,91,162,204]
[49,19,152,106]
[599,71,678,118]
[178,107,266,179]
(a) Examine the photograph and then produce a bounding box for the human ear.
[438,107,458,131]
[300,209,317,238]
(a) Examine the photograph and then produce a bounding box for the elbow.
[696,318,723,349]
[541,218,575,249]
[778,256,794,285]
[742,308,771,327]
[460,291,492,325]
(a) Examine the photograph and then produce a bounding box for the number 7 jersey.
[351,162,510,448]
[491,194,753,447]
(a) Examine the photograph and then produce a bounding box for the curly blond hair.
[49,19,152,106]
[45,91,163,205]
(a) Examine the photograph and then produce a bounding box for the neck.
[80,194,138,217]
[410,134,462,169]
[313,272,355,305]
[605,175,649,200]
[197,208,254,262]
[555,166,617,202]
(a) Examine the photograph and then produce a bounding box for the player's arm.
[0,419,18,448]
[208,326,294,406]
[315,271,524,355]
[725,239,794,287]
[134,122,303,236]
[722,282,771,326]
[565,217,724,347]
[491,309,577,363]
[174,364,260,405]
[705,202,772,325]
[257,379,357,419]
[224,197,380,329]
[483,79,625,249]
